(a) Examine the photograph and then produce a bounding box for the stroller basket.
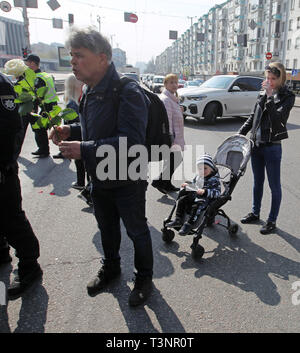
[161,134,252,259]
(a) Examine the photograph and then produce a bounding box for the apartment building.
[155,0,299,79]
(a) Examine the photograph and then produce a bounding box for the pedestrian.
[151,73,185,193]
[24,54,59,158]
[239,62,295,234]
[0,72,42,299]
[64,74,88,190]
[49,27,153,306]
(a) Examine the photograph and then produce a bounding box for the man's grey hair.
[66,27,112,61]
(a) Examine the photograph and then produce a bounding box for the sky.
[1,0,226,65]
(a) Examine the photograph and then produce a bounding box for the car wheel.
[203,102,219,125]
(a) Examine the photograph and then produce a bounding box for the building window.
[286,60,289,68]
[297,17,300,29]
[288,39,291,50]
[291,0,295,10]
[295,37,300,49]
[289,19,293,30]
[294,59,298,69]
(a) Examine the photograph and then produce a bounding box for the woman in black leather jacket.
[238,62,295,234]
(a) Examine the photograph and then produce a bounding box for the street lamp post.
[97,15,101,33]
[22,5,31,51]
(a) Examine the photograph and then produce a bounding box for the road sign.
[124,12,138,23]
[14,0,38,8]
[292,69,298,77]
[0,1,11,12]
[266,52,272,60]
[129,13,138,23]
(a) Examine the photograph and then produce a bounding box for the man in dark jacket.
[0,72,42,299]
[49,28,153,306]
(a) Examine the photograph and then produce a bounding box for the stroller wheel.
[228,224,238,236]
[191,244,205,259]
[162,229,175,243]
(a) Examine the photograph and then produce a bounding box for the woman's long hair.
[265,62,287,88]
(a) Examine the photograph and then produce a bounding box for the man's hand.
[58,141,81,159]
[49,125,71,145]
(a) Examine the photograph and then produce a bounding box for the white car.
[178,75,263,124]
[151,75,165,93]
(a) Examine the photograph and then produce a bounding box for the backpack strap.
[112,76,136,107]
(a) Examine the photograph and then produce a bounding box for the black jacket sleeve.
[0,76,23,170]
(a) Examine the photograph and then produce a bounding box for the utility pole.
[22,5,31,52]
[97,15,101,33]
[110,34,115,48]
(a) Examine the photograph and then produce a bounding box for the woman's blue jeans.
[251,144,282,223]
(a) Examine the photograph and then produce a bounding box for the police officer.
[23,54,59,158]
[0,72,42,299]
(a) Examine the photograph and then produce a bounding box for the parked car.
[121,72,140,83]
[183,80,203,88]
[178,75,263,124]
[178,79,186,89]
[151,75,165,93]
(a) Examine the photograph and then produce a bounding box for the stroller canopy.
[213,134,252,176]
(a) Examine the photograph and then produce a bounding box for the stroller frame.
[161,134,252,259]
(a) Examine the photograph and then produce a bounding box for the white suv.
[178,75,263,124]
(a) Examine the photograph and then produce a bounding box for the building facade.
[112,48,126,69]
[156,0,299,80]
[0,16,26,67]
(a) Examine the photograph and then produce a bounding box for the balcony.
[273,14,282,20]
[272,32,281,38]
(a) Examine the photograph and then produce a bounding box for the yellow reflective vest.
[36,72,59,104]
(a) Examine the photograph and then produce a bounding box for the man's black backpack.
[113,77,173,161]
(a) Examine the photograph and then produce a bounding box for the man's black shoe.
[71,182,85,191]
[7,264,43,300]
[178,222,193,236]
[52,152,64,159]
[240,212,260,224]
[151,180,168,194]
[260,221,276,235]
[129,274,152,307]
[87,264,121,296]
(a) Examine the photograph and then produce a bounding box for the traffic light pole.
[22,6,31,52]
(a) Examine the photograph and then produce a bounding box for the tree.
[145,58,156,73]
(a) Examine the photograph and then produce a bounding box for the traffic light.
[68,13,74,25]
[22,47,28,58]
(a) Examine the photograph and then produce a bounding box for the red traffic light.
[22,47,28,58]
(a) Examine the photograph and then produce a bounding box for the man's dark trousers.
[21,114,49,155]
[0,164,40,265]
[91,180,153,278]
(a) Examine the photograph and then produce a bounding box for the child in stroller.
[161,134,252,259]
[166,154,221,236]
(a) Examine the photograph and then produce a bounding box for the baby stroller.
[161,134,252,259]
